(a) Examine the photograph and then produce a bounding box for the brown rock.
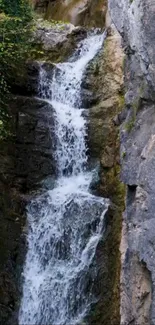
[85,25,125,325]
[44,0,107,28]
[101,146,115,168]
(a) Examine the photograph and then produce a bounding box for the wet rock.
[12,96,55,191]
[33,19,87,62]
[10,61,40,96]
[80,88,99,108]
[10,60,62,98]
[9,19,87,97]
[0,94,56,324]
[0,176,25,325]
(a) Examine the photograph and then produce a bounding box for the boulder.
[33,19,87,62]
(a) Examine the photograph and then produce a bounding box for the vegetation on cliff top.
[0,0,33,137]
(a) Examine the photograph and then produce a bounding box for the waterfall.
[19,31,109,325]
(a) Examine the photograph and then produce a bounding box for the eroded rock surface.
[82,24,125,325]
[109,0,155,324]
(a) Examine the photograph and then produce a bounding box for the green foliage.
[0,0,33,137]
[0,0,32,22]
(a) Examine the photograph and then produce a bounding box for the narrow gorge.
[1,0,155,325]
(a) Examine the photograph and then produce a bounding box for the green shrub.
[0,0,32,21]
[0,0,33,137]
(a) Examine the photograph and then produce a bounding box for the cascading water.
[19,31,109,325]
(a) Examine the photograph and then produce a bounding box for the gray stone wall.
[109,1,155,324]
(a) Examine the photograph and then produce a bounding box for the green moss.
[122,54,127,71]
[104,167,125,323]
[125,117,135,132]
[122,151,126,159]
[36,18,69,29]
[30,42,72,63]
[118,93,125,109]
[132,96,140,115]
[124,95,141,133]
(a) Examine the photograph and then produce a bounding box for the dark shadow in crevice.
[127,184,137,206]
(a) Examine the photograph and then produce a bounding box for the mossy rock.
[86,26,125,325]
[31,19,87,63]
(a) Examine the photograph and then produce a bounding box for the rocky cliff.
[31,1,155,324]
[0,10,125,325]
[109,0,155,324]
[0,0,125,323]
[2,0,155,324]
[84,25,125,324]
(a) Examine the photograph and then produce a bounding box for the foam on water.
[19,31,108,325]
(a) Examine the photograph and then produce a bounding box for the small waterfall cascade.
[19,31,109,325]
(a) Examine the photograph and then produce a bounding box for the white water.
[19,31,108,325]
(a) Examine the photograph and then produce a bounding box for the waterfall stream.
[19,31,109,325]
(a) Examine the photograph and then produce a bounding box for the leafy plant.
[0,0,33,137]
[0,0,32,21]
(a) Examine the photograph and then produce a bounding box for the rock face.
[82,24,125,325]
[34,0,107,28]
[108,0,155,324]
[0,154,25,325]
[0,95,56,324]
[13,96,55,191]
